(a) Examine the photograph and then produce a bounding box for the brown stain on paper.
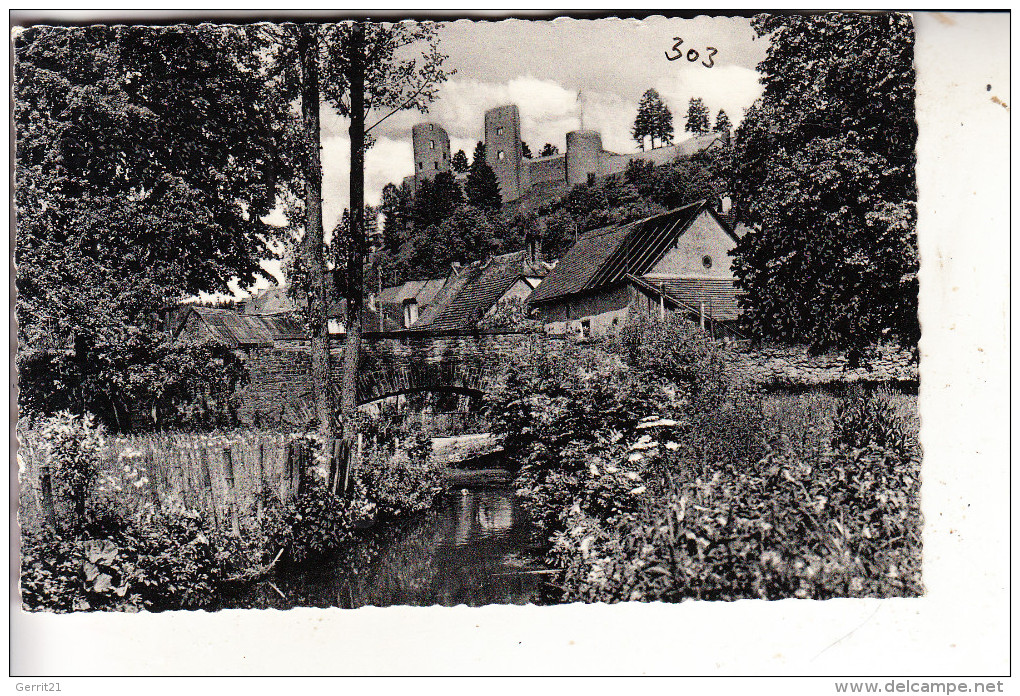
[991,96,1009,110]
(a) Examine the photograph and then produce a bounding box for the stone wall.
[238,332,565,427]
[725,343,919,388]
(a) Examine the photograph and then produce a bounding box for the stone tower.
[411,122,451,190]
[484,104,524,203]
[566,130,603,185]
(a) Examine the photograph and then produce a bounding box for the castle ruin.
[403,103,730,211]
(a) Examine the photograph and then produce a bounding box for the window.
[418,162,423,170]
[434,162,438,170]
[429,124,434,131]
[702,255,713,269]
[496,126,504,135]
[430,140,435,149]
[497,150,505,160]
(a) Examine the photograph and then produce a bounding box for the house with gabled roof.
[409,249,551,333]
[527,199,748,338]
[373,277,447,330]
[173,305,306,347]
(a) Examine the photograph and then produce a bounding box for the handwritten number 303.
[666,37,717,68]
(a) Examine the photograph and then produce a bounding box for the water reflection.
[237,487,547,609]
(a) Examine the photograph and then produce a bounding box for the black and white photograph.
[9,9,1009,680]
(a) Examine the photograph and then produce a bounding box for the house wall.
[493,279,535,307]
[645,210,736,278]
[532,283,631,325]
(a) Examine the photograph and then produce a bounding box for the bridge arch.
[245,331,566,429]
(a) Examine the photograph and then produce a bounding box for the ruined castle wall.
[524,153,567,187]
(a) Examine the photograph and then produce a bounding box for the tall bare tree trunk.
[333,21,365,495]
[299,24,334,443]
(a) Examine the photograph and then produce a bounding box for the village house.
[527,199,747,339]
[371,277,447,330]
[172,305,305,347]
[409,249,550,332]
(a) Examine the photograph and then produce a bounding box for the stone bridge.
[240,330,565,428]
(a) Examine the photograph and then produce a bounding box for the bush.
[38,412,105,532]
[609,315,730,405]
[259,479,373,566]
[21,507,223,612]
[355,444,444,520]
[485,342,675,535]
[550,390,923,603]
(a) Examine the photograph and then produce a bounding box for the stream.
[232,484,550,609]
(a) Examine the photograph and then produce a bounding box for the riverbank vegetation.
[484,317,922,603]
[18,415,444,612]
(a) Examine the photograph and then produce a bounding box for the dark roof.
[410,250,533,332]
[377,278,447,307]
[243,285,297,315]
[530,200,723,305]
[177,306,305,346]
[525,224,631,304]
[639,275,742,322]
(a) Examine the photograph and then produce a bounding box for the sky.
[235,15,769,297]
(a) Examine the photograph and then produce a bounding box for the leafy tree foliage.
[714,109,732,133]
[14,24,298,428]
[398,206,513,280]
[451,149,469,173]
[412,171,463,230]
[465,141,502,211]
[729,13,919,359]
[685,97,710,134]
[319,21,452,455]
[379,181,413,255]
[521,141,533,159]
[539,143,559,157]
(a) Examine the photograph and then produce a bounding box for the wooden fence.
[17,431,316,534]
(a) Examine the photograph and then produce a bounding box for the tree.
[632,88,668,150]
[379,181,414,254]
[539,143,559,157]
[14,24,298,428]
[729,13,918,360]
[296,24,334,444]
[685,97,710,134]
[521,141,533,159]
[653,98,675,147]
[714,109,732,133]
[465,141,502,211]
[412,171,463,229]
[451,149,469,173]
[399,205,509,278]
[321,21,451,492]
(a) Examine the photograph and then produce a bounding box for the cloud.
[654,64,764,131]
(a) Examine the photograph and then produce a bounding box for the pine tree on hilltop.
[466,141,502,210]
[632,88,668,150]
[451,149,469,173]
[470,140,485,168]
[685,97,710,134]
[714,109,732,133]
[653,98,675,147]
